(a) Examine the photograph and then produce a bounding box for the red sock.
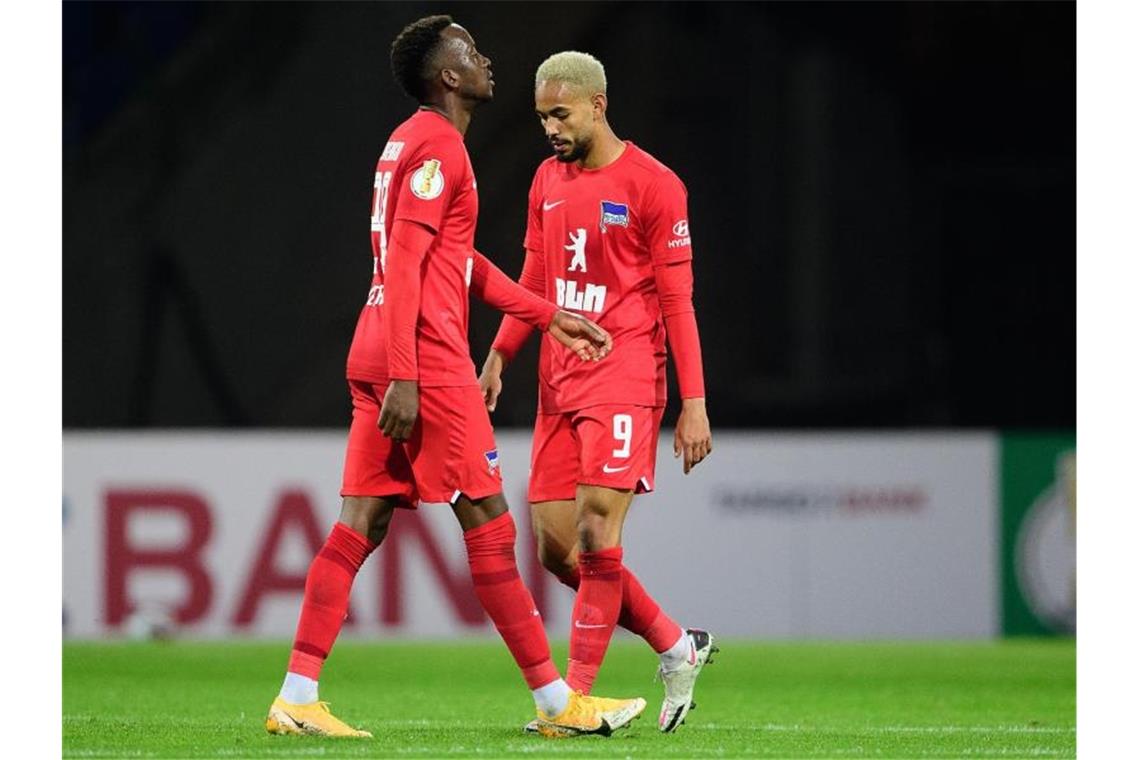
[566,547,624,693]
[287,522,376,680]
[464,512,560,690]
[558,565,683,655]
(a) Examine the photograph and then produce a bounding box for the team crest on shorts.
[484,449,501,476]
[599,200,629,231]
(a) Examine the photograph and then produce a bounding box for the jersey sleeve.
[522,167,545,253]
[391,135,467,234]
[642,170,694,267]
[471,250,557,329]
[655,260,706,398]
[383,219,436,381]
[490,248,547,362]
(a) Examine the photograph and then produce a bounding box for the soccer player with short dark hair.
[266,18,645,739]
[480,50,717,734]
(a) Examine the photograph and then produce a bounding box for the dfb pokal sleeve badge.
[411,159,444,200]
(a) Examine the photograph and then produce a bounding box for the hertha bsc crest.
[599,200,629,231]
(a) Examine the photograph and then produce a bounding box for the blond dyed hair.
[534,51,607,95]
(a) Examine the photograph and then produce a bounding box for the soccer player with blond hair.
[266,22,646,740]
[480,50,717,734]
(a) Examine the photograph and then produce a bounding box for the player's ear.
[592,93,607,120]
[440,66,460,90]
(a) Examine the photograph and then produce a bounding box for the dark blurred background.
[62,1,1074,429]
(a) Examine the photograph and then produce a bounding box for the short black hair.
[390,15,454,102]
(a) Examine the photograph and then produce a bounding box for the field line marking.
[692,723,1074,734]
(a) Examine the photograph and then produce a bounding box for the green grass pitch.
[63,638,1074,758]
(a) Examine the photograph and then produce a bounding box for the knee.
[364,508,393,545]
[477,494,510,523]
[576,510,619,553]
[453,493,509,533]
[339,497,394,545]
[536,537,576,578]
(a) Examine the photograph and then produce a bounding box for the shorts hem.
[338,489,419,509]
[418,484,503,505]
[527,487,578,504]
[576,475,654,495]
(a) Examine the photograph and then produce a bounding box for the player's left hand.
[674,397,712,474]
[547,310,613,361]
[379,379,419,441]
[478,350,506,412]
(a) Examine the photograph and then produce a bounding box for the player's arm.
[380,140,464,439]
[472,251,610,360]
[471,249,557,329]
[378,218,434,441]
[479,167,552,412]
[646,170,712,474]
[473,249,611,401]
[479,247,546,411]
[655,259,711,474]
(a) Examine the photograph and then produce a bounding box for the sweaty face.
[438,25,494,102]
[535,80,597,163]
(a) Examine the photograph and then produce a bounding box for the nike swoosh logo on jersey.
[543,199,565,211]
[574,620,608,629]
[602,463,631,473]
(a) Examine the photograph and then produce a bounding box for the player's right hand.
[379,379,419,441]
[675,397,712,474]
[548,310,613,361]
[479,350,505,412]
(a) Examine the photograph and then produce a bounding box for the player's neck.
[579,128,625,170]
[418,98,473,137]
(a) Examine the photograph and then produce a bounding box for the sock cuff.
[326,522,376,569]
[287,648,325,680]
[522,660,562,692]
[578,547,624,578]
[644,610,685,654]
[463,511,515,547]
[292,640,328,660]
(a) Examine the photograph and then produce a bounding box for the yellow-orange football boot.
[265,697,372,738]
[534,691,646,738]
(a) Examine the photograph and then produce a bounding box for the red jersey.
[523,142,694,413]
[346,110,479,387]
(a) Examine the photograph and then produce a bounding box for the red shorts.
[340,380,503,506]
[527,404,665,503]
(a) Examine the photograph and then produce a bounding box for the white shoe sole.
[658,630,719,733]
